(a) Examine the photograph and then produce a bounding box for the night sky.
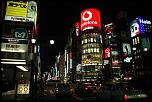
[37,0,151,71]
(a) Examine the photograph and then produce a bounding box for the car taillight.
[124,94,128,100]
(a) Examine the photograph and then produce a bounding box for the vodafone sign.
[81,8,101,31]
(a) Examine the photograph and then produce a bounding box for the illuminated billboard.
[142,37,151,51]
[1,43,28,52]
[2,21,33,39]
[75,22,80,36]
[122,43,131,56]
[17,84,30,94]
[105,47,110,58]
[81,8,101,31]
[130,17,151,37]
[5,1,37,23]
[5,1,28,17]
[130,20,140,37]
[137,16,151,34]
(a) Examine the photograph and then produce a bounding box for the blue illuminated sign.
[137,16,151,34]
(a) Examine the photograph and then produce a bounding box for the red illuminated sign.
[75,22,80,36]
[81,8,101,31]
[105,47,110,58]
[75,22,80,28]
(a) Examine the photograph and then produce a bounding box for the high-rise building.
[79,8,103,82]
[103,23,122,81]
[130,16,151,88]
[114,11,133,81]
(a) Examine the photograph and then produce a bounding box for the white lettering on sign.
[1,43,28,52]
[139,19,151,24]
[81,20,98,28]
[5,16,34,22]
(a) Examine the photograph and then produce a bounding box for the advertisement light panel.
[6,1,28,17]
[111,50,118,56]
[1,43,28,52]
[5,16,34,22]
[75,22,80,36]
[137,16,151,34]
[13,28,28,39]
[81,8,101,31]
[27,1,37,18]
[130,20,140,37]
[104,23,113,35]
[142,38,151,51]
[17,84,30,94]
[122,43,131,56]
[105,47,110,58]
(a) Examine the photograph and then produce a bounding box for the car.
[75,82,96,96]
[96,82,148,101]
[54,83,72,99]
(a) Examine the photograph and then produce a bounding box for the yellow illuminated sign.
[6,1,28,17]
[17,84,30,94]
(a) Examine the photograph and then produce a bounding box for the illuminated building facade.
[114,11,133,81]
[70,22,81,83]
[130,16,151,87]
[103,23,122,81]
[1,1,38,100]
[80,8,103,82]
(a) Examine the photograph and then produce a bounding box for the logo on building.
[82,11,92,21]
[81,8,101,31]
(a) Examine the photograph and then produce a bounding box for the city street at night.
[1,0,152,101]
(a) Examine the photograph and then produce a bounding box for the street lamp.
[50,40,55,45]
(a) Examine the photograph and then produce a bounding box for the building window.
[133,39,134,45]
[88,48,91,53]
[84,39,87,43]
[91,48,93,53]
[134,38,137,45]
[137,37,140,44]
[91,38,93,42]
[88,38,91,43]
[82,40,83,44]
[94,48,97,53]
[97,48,99,53]
[83,49,85,54]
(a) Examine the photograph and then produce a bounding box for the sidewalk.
[2,90,16,100]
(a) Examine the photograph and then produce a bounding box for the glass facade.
[81,32,103,65]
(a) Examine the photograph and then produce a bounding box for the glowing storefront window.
[91,38,93,42]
